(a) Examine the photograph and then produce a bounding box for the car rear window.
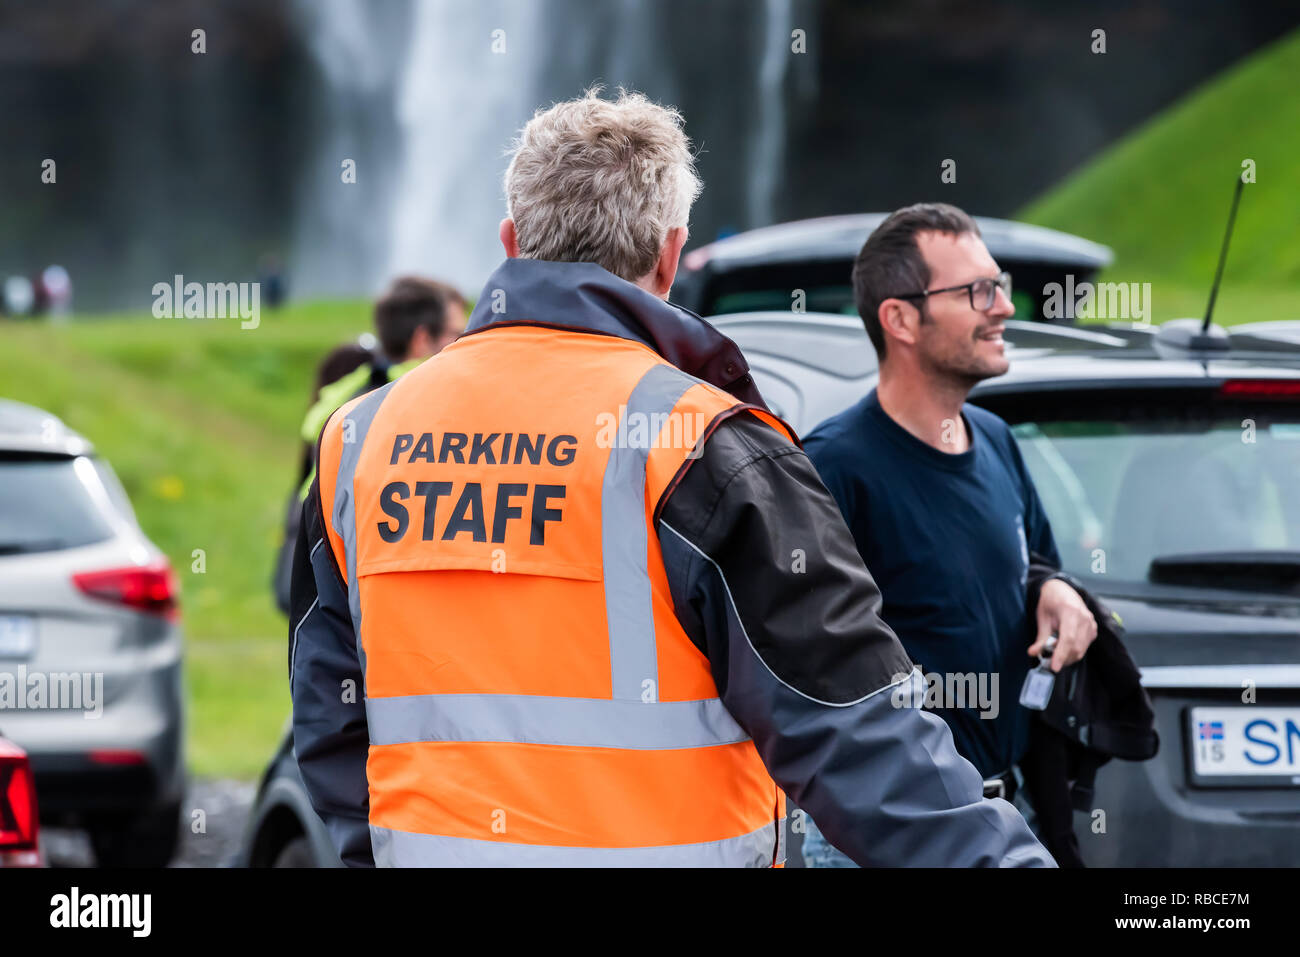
[988,389,1300,585]
[689,257,1084,319]
[712,286,858,316]
[0,455,117,554]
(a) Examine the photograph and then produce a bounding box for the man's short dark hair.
[852,203,981,359]
[429,279,466,308]
[373,276,451,360]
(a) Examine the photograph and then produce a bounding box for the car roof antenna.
[1157,175,1242,354]
[1202,174,1245,336]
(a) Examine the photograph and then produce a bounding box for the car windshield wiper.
[1148,551,1300,595]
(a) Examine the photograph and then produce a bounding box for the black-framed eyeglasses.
[893,271,1012,312]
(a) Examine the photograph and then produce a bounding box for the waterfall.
[748,0,794,229]
[289,0,410,298]
[386,0,551,292]
[292,0,801,301]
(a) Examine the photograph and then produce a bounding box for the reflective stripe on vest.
[328,380,396,682]
[601,363,694,699]
[366,693,749,749]
[322,331,788,866]
[370,819,784,868]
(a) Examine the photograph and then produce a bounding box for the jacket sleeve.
[1026,550,1065,610]
[657,412,1054,867]
[288,479,374,867]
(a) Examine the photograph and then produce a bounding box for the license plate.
[0,615,36,658]
[1189,706,1300,786]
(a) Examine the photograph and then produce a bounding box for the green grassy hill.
[1019,27,1300,323]
[2,302,372,776]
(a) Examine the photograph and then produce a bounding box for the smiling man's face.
[912,230,1014,385]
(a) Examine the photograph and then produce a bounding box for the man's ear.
[878,298,921,350]
[648,226,689,299]
[405,325,436,361]
[499,218,520,258]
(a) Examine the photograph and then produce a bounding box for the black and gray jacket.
[1020,556,1158,866]
[289,258,1055,868]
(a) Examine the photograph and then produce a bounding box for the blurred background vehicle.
[672,214,1112,319]
[237,724,339,868]
[0,401,185,866]
[0,733,41,867]
[718,310,1300,865]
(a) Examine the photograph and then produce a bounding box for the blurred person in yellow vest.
[272,278,466,613]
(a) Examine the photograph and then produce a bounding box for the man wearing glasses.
[799,203,1098,866]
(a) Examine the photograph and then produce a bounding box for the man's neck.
[875,366,972,454]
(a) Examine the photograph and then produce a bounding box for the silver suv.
[0,399,184,866]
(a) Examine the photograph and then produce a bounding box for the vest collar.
[465,258,765,406]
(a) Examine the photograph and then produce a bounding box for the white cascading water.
[748,0,794,231]
[386,0,550,292]
[294,0,799,300]
[290,0,408,297]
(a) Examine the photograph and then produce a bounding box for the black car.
[715,310,1300,866]
[672,213,1112,320]
[236,722,340,867]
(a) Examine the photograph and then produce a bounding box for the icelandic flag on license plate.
[1198,721,1224,740]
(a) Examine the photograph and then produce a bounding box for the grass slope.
[1019,27,1300,323]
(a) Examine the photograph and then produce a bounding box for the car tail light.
[1219,379,1300,398]
[88,749,146,766]
[0,739,40,867]
[72,560,179,620]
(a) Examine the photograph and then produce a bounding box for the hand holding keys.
[1019,634,1058,711]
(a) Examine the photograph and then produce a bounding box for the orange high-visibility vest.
[318,324,796,866]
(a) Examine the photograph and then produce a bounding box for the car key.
[1019,634,1058,711]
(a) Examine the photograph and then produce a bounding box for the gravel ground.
[43,778,257,868]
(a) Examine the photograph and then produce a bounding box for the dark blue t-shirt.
[803,389,1060,778]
